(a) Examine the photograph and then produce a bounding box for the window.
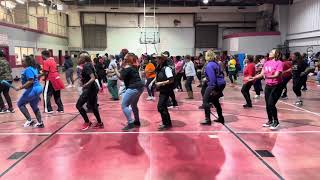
[195,25,218,48]
[14,47,34,65]
[82,25,106,50]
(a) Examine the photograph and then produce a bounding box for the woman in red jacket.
[241,55,256,108]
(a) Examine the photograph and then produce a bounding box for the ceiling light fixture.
[57,4,63,11]
[203,0,209,4]
[0,1,17,9]
[15,0,25,4]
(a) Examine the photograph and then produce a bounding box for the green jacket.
[0,58,13,81]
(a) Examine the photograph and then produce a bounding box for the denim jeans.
[121,87,144,124]
[107,79,119,99]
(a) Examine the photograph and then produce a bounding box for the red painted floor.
[0,80,319,180]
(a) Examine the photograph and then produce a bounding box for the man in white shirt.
[106,55,119,100]
[183,55,196,99]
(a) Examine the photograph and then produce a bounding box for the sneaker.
[81,122,92,131]
[270,122,280,130]
[8,108,15,113]
[151,96,156,100]
[200,119,212,126]
[301,88,307,91]
[23,120,34,127]
[66,84,72,88]
[214,117,225,124]
[243,104,253,108]
[92,122,104,129]
[57,110,64,113]
[158,124,172,131]
[33,122,44,128]
[146,96,153,101]
[168,105,174,109]
[281,96,288,100]
[253,95,260,99]
[122,123,135,131]
[0,108,9,114]
[295,100,303,106]
[44,111,54,114]
[72,85,76,88]
[262,121,273,127]
[133,121,141,127]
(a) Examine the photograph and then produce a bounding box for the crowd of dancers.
[0,48,318,131]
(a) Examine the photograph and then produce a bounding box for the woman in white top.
[183,55,196,99]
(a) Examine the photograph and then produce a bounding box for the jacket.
[0,58,13,80]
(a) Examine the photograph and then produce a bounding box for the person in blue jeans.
[16,56,44,128]
[115,53,144,131]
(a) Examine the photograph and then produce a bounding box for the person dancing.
[76,56,104,131]
[0,51,14,113]
[291,52,315,106]
[201,50,226,125]
[241,55,256,108]
[16,56,44,128]
[250,49,283,130]
[114,53,144,131]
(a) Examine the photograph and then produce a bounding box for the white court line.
[236,130,320,134]
[56,130,229,135]
[181,100,305,113]
[0,132,51,135]
[232,84,320,116]
[279,100,320,117]
[2,130,320,136]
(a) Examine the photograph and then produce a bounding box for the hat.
[161,51,170,57]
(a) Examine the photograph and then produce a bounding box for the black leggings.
[241,82,253,106]
[0,82,13,109]
[228,71,237,83]
[265,84,283,123]
[76,87,102,123]
[203,86,224,120]
[253,79,263,96]
[158,91,172,126]
[281,76,292,97]
[175,73,183,90]
[185,76,194,92]
[293,78,303,97]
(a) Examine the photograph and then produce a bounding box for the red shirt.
[282,60,292,78]
[243,63,256,84]
[43,57,59,80]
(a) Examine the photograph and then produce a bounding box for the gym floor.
[0,80,319,180]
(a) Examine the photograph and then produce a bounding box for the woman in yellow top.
[228,56,237,83]
[145,58,156,100]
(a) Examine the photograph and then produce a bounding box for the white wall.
[223,35,281,55]
[67,11,260,55]
[286,0,320,52]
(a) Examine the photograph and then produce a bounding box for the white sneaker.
[44,111,54,114]
[270,123,280,130]
[295,101,303,106]
[72,85,76,88]
[23,120,34,127]
[151,96,156,100]
[146,96,153,101]
[253,95,260,99]
[33,122,44,128]
[66,84,72,88]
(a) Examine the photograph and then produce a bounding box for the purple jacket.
[205,61,226,87]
